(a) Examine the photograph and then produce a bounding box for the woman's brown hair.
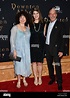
[31,7,43,23]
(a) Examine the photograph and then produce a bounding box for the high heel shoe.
[16,81,21,88]
[38,79,42,85]
[23,79,28,87]
[34,80,38,86]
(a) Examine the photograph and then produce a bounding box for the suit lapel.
[51,20,58,33]
[45,20,59,38]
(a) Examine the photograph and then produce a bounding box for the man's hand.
[58,52,63,57]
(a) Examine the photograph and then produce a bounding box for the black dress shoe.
[48,80,55,85]
[58,84,62,90]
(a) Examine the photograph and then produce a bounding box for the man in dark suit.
[45,7,65,90]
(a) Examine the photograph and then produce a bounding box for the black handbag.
[9,52,21,62]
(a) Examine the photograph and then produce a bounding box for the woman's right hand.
[13,50,17,59]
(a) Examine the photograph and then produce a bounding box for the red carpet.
[0,73,70,97]
[0,73,70,93]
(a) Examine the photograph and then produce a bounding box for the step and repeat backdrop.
[0,0,70,62]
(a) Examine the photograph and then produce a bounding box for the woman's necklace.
[33,23,41,32]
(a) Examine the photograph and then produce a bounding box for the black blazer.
[45,20,65,54]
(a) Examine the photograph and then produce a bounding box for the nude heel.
[23,78,28,87]
[16,81,21,88]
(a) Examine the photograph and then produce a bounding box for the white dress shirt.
[45,19,57,45]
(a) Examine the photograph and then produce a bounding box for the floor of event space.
[0,56,70,82]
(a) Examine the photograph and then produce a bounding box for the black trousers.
[45,44,62,84]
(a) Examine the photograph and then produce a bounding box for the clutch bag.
[9,52,21,62]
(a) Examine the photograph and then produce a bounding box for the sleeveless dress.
[30,22,45,63]
[10,26,32,77]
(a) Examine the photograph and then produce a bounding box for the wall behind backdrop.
[0,0,70,62]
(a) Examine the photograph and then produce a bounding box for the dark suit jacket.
[45,20,65,55]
